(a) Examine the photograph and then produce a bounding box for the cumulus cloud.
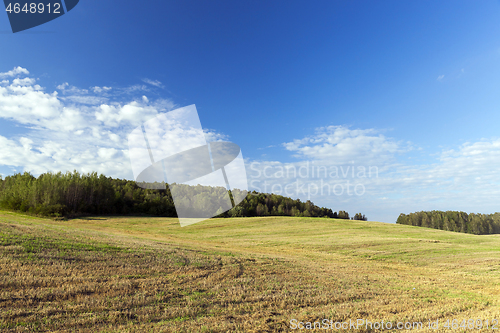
[204,129,229,142]
[247,126,411,219]
[56,82,69,90]
[95,101,161,127]
[247,125,500,223]
[0,80,63,127]
[91,86,112,93]
[0,66,29,78]
[3,67,499,223]
[57,82,89,94]
[283,125,408,166]
[398,139,500,194]
[0,67,186,180]
[54,82,105,105]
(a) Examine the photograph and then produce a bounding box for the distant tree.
[337,210,349,219]
[396,210,500,235]
[353,213,367,221]
[256,203,269,216]
[0,171,364,221]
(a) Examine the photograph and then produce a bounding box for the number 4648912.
[5,2,61,14]
[443,319,498,330]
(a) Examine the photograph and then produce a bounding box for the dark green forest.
[396,211,500,235]
[0,171,366,220]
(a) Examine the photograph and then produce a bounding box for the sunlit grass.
[1,211,499,332]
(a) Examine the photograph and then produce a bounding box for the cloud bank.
[0,67,175,178]
[249,126,500,222]
[1,67,499,223]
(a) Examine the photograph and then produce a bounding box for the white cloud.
[8,68,500,223]
[57,82,69,90]
[283,125,408,166]
[91,86,112,93]
[55,83,106,105]
[123,84,149,94]
[57,82,88,94]
[0,66,29,78]
[246,126,500,223]
[62,95,104,105]
[204,129,229,142]
[0,81,63,126]
[142,78,163,88]
[437,75,445,81]
[97,147,119,159]
[19,137,33,150]
[0,68,187,180]
[246,126,411,221]
[95,101,160,127]
[12,77,36,86]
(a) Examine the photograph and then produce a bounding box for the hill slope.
[1,212,499,332]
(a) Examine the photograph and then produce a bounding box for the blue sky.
[2,0,500,222]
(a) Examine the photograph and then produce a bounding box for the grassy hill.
[1,212,500,332]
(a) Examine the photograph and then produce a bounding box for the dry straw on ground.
[1,213,499,332]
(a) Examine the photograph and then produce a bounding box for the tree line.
[396,210,500,235]
[0,171,366,220]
